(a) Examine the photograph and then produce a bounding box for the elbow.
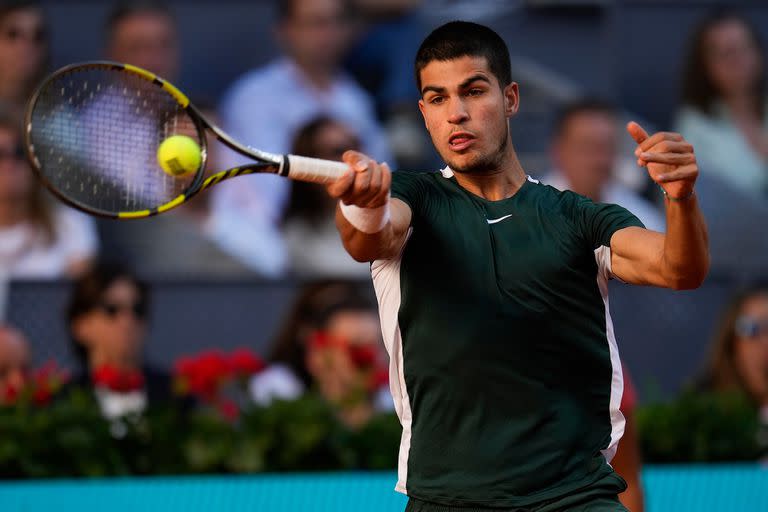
[667,257,710,291]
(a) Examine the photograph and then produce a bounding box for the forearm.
[336,204,400,262]
[660,194,709,289]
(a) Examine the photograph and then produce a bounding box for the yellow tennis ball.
[157,135,202,177]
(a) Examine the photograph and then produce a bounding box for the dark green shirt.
[372,169,644,508]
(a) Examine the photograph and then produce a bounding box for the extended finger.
[656,164,699,182]
[641,140,693,155]
[626,121,650,144]
[638,152,697,166]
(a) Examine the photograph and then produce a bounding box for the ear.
[417,98,428,128]
[503,82,520,118]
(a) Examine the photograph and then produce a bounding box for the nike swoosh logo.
[486,214,514,225]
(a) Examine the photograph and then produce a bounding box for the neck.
[452,145,527,201]
[0,200,28,228]
[722,92,760,119]
[292,58,336,91]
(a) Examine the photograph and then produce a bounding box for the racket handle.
[283,154,348,184]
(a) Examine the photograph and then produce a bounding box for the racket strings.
[29,67,203,214]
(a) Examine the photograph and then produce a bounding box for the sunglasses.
[97,301,147,319]
[734,316,768,338]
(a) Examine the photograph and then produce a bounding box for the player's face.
[418,56,518,174]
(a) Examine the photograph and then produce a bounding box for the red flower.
[217,399,240,422]
[348,344,378,369]
[92,365,145,393]
[229,348,265,377]
[369,367,389,391]
[1,383,20,404]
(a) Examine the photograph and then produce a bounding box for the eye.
[466,88,484,97]
[428,95,445,105]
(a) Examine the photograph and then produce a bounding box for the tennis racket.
[24,61,348,219]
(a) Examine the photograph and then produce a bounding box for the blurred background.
[2,0,768,511]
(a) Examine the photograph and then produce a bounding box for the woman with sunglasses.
[699,285,768,424]
[0,104,97,278]
[65,262,175,419]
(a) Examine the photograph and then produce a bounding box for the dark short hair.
[414,21,512,92]
[106,0,174,38]
[66,262,149,367]
[681,10,766,118]
[552,98,617,137]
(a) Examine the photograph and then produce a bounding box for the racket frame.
[25,61,290,219]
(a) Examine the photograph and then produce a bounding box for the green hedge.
[2,389,764,477]
[0,390,401,478]
[637,391,762,463]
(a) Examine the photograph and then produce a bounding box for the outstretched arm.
[326,151,412,262]
[610,122,709,290]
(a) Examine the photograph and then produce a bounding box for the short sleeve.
[390,171,432,220]
[571,193,645,249]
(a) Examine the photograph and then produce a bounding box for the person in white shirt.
[674,11,768,200]
[0,105,97,279]
[215,0,394,276]
[545,99,666,233]
[282,116,371,278]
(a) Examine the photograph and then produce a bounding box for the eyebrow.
[420,74,492,96]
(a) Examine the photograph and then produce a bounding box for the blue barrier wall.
[2,466,767,512]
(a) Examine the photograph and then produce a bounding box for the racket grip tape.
[282,154,348,183]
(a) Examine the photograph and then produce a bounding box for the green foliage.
[0,392,401,478]
[637,390,761,463]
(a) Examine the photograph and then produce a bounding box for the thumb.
[626,121,649,144]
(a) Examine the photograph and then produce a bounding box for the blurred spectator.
[0,104,97,279]
[250,281,391,429]
[344,0,434,169]
[698,285,768,409]
[614,365,645,512]
[674,11,768,199]
[0,324,30,400]
[105,0,178,81]
[544,99,665,232]
[214,0,394,274]
[66,262,175,419]
[282,116,370,277]
[0,1,48,110]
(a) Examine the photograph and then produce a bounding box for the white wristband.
[339,200,390,234]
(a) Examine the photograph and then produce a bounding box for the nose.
[447,98,469,125]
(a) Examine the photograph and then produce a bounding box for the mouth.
[448,132,476,152]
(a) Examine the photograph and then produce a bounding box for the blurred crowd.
[1,0,768,507]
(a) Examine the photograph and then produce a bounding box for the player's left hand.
[626,121,698,200]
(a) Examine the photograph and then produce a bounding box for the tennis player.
[327,21,708,512]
